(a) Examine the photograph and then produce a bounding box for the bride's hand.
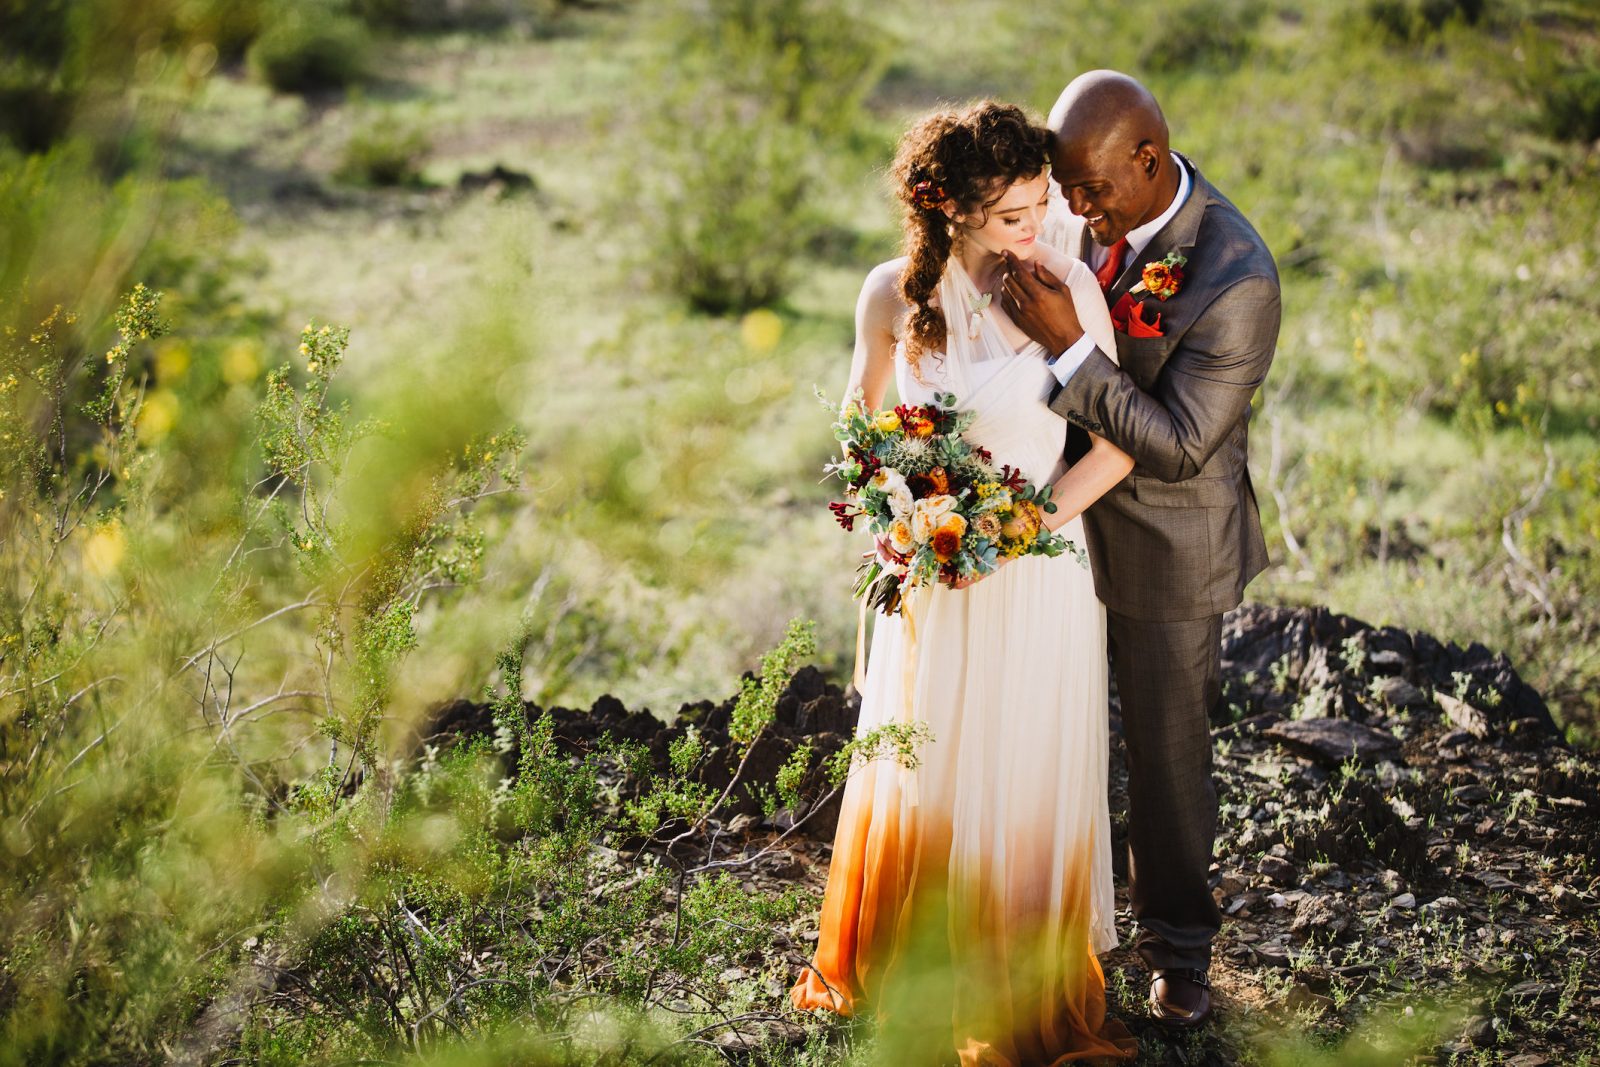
[950,556,1011,590]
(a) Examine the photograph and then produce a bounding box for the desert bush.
[337,109,433,186]
[248,2,374,93]
[350,0,581,35]
[1138,0,1264,72]
[1364,0,1487,42]
[1518,33,1600,142]
[0,265,531,1060]
[639,0,888,313]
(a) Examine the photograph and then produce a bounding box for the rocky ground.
[426,604,1600,1065]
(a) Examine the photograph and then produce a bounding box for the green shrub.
[1364,0,1486,42]
[640,0,888,313]
[1138,0,1264,72]
[337,110,432,186]
[1520,41,1600,142]
[350,0,576,34]
[247,4,373,93]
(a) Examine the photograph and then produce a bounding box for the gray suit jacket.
[1049,154,1280,622]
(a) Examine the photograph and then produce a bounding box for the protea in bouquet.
[823,388,1084,615]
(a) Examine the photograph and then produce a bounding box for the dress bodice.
[894,337,1069,490]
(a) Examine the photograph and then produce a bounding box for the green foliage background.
[2,0,1598,1062]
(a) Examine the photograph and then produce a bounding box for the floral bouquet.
[823,388,1085,615]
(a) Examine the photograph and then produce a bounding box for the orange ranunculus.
[1141,261,1184,300]
[926,466,950,494]
[930,513,967,561]
[904,413,936,437]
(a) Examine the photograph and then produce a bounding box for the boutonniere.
[1128,251,1187,302]
[967,291,991,340]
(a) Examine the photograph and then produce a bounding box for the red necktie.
[1095,236,1130,293]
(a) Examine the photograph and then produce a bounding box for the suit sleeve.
[1047,273,1280,483]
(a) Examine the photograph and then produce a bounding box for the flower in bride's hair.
[910,179,948,211]
[888,518,915,556]
[911,494,958,542]
[930,514,967,562]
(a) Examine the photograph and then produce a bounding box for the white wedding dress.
[792,230,1139,1064]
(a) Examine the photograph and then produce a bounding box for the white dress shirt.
[1049,152,1192,386]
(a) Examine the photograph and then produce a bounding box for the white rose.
[887,486,914,519]
[910,494,958,542]
[888,518,915,555]
[869,468,908,496]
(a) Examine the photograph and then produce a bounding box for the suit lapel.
[1106,152,1211,309]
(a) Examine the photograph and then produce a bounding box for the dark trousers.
[1105,608,1225,972]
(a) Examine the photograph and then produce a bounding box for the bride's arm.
[843,259,905,414]
[1040,431,1134,533]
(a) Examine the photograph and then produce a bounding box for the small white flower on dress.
[967,292,992,340]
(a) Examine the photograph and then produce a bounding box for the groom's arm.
[1049,274,1280,484]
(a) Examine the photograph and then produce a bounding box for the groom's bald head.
[1046,70,1180,247]
[1048,70,1169,157]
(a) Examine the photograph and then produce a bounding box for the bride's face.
[949,170,1052,261]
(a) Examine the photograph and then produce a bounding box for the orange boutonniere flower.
[1131,251,1188,301]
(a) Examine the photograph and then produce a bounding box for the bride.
[789,102,1140,1064]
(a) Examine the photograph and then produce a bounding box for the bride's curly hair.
[890,102,1052,372]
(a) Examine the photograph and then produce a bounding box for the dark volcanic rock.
[406,601,1599,1065]
[1263,718,1403,766]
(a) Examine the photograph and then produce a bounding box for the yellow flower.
[875,410,901,433]
[740,308,783,352]
[307,361,319,374]
[298,342,310,356]
[84,522,126,578]
[1000,500,1041,542]
[137,390,180,444]
[221,340,260,384]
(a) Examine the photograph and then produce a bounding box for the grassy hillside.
[2,0,1598,1063]
[155,0,1600,740]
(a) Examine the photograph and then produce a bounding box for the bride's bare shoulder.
[861,257,907,307]
[858,257,913,334]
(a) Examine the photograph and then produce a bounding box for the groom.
[1001,70,1281,1028]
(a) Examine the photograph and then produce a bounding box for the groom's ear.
[1134,140,1161,179]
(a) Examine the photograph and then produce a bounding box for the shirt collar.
[1124,151,1191,259]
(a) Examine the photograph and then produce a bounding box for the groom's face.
[1050,137,1157,247]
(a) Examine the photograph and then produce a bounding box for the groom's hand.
[1001,251,1085,356]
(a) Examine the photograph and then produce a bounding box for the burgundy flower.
[910,179,947,211]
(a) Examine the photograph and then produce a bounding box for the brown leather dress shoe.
[1149,968,1212,1028]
